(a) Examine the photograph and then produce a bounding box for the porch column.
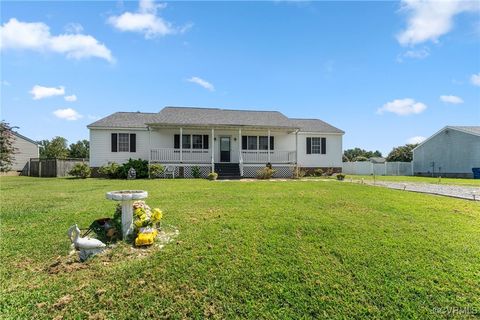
[239,128,243,176]
[211,128,215,172]
[295,130,298,165]
[180,127,183,162]
[148,127,151,178]
[267,129,271,163]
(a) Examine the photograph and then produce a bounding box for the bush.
[336,173,346,181]
[99,162,121,179]
[207,172,218,180]
[68,163,91,178]
[120,158,149,179]
[149,164,164,178]
[314,168,323,177]
[191,166,201,178]
[257,167,276,179]
[291,166,307,179]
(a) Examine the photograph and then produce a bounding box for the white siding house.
[11,132,39,171]
[88,107,344,178]
[413,126,480,178]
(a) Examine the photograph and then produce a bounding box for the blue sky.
[1,0,479,155]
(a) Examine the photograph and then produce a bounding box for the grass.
[342,174,480,186]
[1,176,479,319]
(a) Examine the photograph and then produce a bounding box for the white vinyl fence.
[342,161,413,176]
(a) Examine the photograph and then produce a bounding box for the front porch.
[147,126,298,177]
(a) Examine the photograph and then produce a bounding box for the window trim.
[111,132,136,153]
[306,136,326,155]
[242,135,274,151]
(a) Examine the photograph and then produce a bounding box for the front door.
[220,137,231,162]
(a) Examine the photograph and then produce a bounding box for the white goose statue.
[68,224,106,261]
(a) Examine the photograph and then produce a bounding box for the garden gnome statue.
[127,167,136,180]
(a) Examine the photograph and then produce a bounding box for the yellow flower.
[134,208,144,217]
[151,208,163,222]
[134,219,143,228]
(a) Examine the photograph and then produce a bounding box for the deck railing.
[241,150,296,163]
[150,148,211,163]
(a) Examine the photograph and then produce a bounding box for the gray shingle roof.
[289,118,344,134]
[87,112,158,128]
[88,107,344,133]
[449,126,480,136]
[148,107,295,128]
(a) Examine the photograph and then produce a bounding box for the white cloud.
[377,98,427,116]
[53,108,83,121]
[397,0,479,46]
[64,23,84,34]
[1,80,10,86]
[407,136,426,144]
[187,76,215,91]
[64,94,77,102]
[0,18,114,62]
[471,73,480,86]
[440,95,463,104]
[30,85,65,100]
[108,0,190,39]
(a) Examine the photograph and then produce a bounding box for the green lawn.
[1,177,479,319]
[343,174,480,186]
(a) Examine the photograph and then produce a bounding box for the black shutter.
[270,136,274,150]
[130,134,136,152]
[174,134,180,149]
[306,137,311,154]
[242,136,247,150]
[321,138,326,154]
[111,133,118,152]
[203,135,209,149]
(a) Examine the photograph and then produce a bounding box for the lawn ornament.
[68,224,106,262]
[106,190,148,239]
[127,167,136,180]
[135,227,158,247]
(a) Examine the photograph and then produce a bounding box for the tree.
[386,144,418,162]
[39,136,69,159]
[69,139,89,159]
[343,148,382,162]
[0,121,17,172]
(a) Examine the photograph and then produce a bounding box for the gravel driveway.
[357,180,480,201]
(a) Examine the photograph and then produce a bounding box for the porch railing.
[150,148,211,163]
[241,150,296,163]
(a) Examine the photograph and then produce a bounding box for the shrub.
[191,166,201,178]
[291,166,307,179]
[336,173,346,181]
[99,162,121,179]
[207,172,218,180]
[149,164,165,178]
[68,163,91,178]
[120,158,149,179]
[257,167,276,179]
[314,168,324,177]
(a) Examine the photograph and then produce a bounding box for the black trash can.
[472,168,480,179]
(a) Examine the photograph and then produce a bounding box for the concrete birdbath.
[106,190,148,239]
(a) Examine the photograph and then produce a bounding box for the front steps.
[214,163,241,179]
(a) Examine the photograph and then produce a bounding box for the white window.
[247,136,257,150]
[118,133,130,152]
[311,137,321,154]
[192,135,203,149]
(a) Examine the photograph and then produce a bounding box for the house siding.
[12,135,39,171]
[413,128,480,177]
[296,133,343,168]
[89,128,150,167]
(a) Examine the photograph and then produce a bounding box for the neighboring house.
[11,131,39,171]
[87,106,344,178]
[413,126,480,178]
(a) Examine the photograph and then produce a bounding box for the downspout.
[267,129,271,164]
[148,126,151,178]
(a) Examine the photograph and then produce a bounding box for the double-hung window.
[242,136,274,150]
[174,134,209,150]
[306,137,326,154]
[111,133,136,152]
